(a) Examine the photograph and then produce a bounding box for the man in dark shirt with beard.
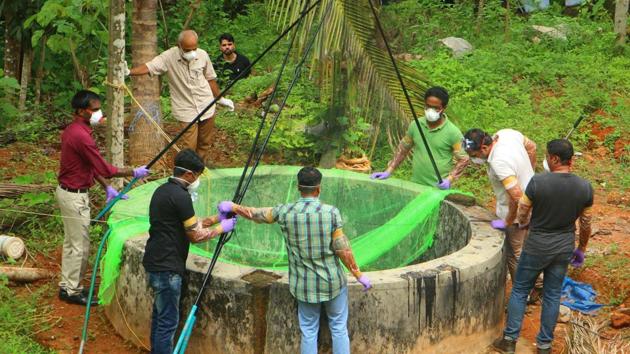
[493,139,593,354]
[214,33,251,86]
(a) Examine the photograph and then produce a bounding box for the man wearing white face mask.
[462,128,542,291]
[143,149,236,354]
[371,86,469,189]
[56,90,150,306]
[128,30,234,165]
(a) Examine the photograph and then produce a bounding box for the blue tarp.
[561,276,603,314]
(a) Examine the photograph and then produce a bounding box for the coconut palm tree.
[267,0,431,164]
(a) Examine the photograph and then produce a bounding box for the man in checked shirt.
[218,167,371,354]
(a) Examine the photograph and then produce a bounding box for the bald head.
[178,30,198,51]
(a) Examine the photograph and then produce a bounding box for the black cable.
[231,0,310,206]
[366,0,443,184]
[188,0,323,307]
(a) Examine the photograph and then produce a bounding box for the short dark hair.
[463,128,492,151]
[173,149,205,176]
[424,86,449,107]
[71,90,100,110]
[297,167,322,193]
[219,33,235,43]
[547,139,573,165]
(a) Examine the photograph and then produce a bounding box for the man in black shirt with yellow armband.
[492,139,593,354]
[143,149,237,354]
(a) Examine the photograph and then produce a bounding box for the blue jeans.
[297,286,350,354]
[504,251,572,349]
[148,271,182,354]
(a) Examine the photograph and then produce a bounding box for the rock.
[611,311,630,329]
[594,228,612,236]
[558,305,571,323]
[439,37,473,58]
[394,53,423,61]
[531,25,568,40]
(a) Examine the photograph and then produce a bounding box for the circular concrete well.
[103,166,506,354]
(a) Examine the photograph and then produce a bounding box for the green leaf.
[12,175,35,185]
[20,192,52,207]
[31,30,44,48]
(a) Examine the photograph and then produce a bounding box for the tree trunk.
[130,0,165,168]
[18,42,33,111]
[106,0,126,189]
[3,7,21,81]
[475,0,486,35]
[614,0,629,46]
[34,35,47,107]
[504,0,511,42]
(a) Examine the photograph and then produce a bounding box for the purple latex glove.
[490,219,507,230]
[220,217,237,233]
[133,165,150,179]
[436,178,451,190]
[370,171,391,180]
[570,248,585,268]
[357,275,372,292]
[105,186,128,203]
[218,201,234,214]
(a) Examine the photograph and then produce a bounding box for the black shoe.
[59,288,98,306]
[537,346,551,354]
[491,337,516,353]
[59,288,91,297]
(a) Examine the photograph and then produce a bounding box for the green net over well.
[99,166,458,304]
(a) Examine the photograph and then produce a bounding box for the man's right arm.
[129,64,150,76]
[577,206,592,252]
[385,135,414,174]
[232,204,276,224]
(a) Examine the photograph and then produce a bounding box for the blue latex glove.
[436,178,451,190]
[570,249,585,268]
[357,275,372,292]
[133,165,150,179]
[220,217,237,233]
[370,171,391,180]
[105,186,128,203]
[491,219,507,230]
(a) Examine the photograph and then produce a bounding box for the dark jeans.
[503,251,572,349]
[148,271,182,354]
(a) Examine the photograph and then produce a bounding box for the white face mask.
[173,165,202,200]
[424,108,441,122]
[182,49,197,61]
[543,159,551,172]
[471,157,486,165]
[89,109,103,126]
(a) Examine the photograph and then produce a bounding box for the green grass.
[0,278,55,354]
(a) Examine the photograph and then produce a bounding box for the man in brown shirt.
[128,30,235,164]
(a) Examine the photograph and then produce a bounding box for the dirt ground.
[1,122,628,353]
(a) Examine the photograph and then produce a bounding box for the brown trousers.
[178,117,214,164]
[506,225,544,289]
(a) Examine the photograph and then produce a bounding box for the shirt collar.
[298,196,320,202]
[72,114,92,133]
[420,114,449,132]
[168,177,189,189]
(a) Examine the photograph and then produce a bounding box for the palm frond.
[268,0,432,145]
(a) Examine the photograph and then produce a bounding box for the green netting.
[99,166,460,305]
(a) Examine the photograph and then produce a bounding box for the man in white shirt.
[128,30,234,164]
[462,128,541,287]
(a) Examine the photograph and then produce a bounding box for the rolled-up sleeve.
[146,52,169,76]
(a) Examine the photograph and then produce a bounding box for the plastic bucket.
[0,235,25,259]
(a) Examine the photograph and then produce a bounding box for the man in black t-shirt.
[215,33,251,86]
[493,139,593,354]
[143,149,236,354]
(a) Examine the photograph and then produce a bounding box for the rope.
[116,288,151,351]
[104,81,181,152]
[0,207,109,224]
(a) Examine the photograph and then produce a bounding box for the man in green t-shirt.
[371,87,469,189]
